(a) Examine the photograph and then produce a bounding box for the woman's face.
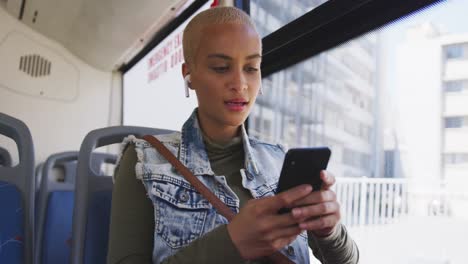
[187,22,262,131]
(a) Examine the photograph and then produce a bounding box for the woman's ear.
[182,63,191,79]
[182,63,192,98]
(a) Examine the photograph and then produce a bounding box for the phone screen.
[276,147,331,213]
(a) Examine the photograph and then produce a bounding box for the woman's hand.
[290,171,341,237]
[227,184,312,260]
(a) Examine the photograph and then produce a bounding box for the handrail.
[334,177,468,227]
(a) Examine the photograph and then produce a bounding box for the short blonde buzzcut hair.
[182,6,259,66]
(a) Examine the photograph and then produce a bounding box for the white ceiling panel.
[20,0,187,71]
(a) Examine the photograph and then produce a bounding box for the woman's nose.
[229,70,248,91]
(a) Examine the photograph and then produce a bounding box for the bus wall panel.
[0,8,121,165]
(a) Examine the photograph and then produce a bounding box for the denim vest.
[118,110,310,263]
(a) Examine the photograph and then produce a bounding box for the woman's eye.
[246,67,259,73]
[212,66,229,73]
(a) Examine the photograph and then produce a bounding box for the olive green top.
[202,134,252,209]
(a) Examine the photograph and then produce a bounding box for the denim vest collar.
[179,109,260,178]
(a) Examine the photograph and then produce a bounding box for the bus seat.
[35,163,43,193]
[35,151,78,264]
[70,126,173,264]
[0,113,35,264]
[34,162,43,223]
[0,146,12,167]
[35,151,116,264]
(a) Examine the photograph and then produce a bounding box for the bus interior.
[1,0,467,263]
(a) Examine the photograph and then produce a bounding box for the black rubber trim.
[260,0,442,77]
[19,0,26,20]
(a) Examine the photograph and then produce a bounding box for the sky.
[382,0,468,42]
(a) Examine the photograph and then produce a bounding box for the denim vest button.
[179,192,189,202]
[287,245,295,257]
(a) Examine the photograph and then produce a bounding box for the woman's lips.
[225,100,248,112]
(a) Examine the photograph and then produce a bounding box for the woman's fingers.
[271,234,302,251]
[291,201,340,221]
[253,212,298,235]
[264,225,302,242]
[320,170,336,190]
[298,213,340,231]
[227,186,312,260]
[291,189,336,207]
[259,184,312,214]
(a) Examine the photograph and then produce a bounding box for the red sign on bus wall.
[147,31,184,83]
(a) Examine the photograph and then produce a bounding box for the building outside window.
[250,0,377,179]
[247,1,468,263]
[445,116,464,128]
[445,153,468,165]
[444,80,466,92]
[445,43,465,59]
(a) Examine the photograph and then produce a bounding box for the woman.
[107,6,359,264]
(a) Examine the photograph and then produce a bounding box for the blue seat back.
[35,151,116,264]
[0,113,35,264]
[83,152,117,264]
[35,151,78,264]
[70,126,172,264]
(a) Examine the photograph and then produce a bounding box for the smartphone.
[276,147,331,213]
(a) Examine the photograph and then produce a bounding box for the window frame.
[242,0,441,78]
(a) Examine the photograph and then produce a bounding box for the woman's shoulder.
[120,131,181,146]
[122,131,181,151]
[113,131,182,181]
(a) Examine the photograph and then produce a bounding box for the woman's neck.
[197,113,241,145]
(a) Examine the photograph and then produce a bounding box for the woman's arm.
[287,171,359,264]
[107,144,155,263]
[308,224,359,264]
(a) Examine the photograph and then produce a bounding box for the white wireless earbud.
[184,74,191,98]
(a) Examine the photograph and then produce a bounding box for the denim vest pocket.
[148,174,211,249]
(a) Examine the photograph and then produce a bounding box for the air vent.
[19,54,51,77]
